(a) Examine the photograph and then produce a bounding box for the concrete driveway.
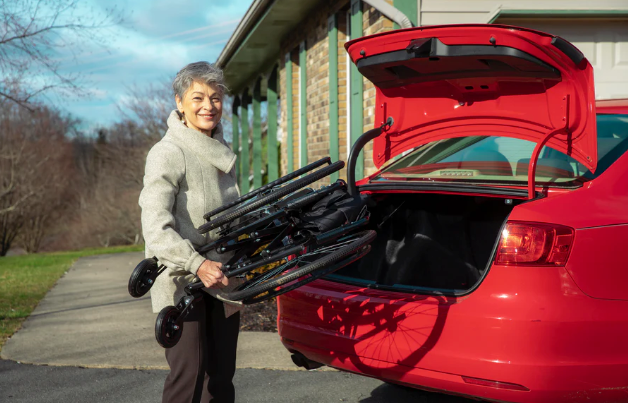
[1,252,294,370]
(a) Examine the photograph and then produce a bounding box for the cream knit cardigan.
[139,110,242,317]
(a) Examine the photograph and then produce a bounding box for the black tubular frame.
[203,157,331,220]
[197,209,287,255]
[347,117,393,197]
[199,161,345,234]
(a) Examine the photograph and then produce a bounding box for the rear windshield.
[374,114,628,187]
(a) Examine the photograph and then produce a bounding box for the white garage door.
[496,19,628,100]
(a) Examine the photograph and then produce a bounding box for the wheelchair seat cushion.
[296,189,371,233]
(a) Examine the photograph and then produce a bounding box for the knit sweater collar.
[166,110,236,174]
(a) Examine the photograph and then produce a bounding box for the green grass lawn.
[0,245,144,352]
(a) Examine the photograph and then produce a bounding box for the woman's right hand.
[197,259,229,288]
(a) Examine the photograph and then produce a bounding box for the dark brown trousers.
[162,296,240,403]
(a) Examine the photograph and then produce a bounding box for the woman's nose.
[202,99,217,111]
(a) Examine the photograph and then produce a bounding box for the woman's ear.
[175,95,183,113]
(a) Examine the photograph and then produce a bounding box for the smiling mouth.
[198,114,215,119]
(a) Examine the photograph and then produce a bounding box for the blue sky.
[53,0,253,131]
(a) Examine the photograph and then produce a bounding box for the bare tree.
[17,131,75,253]
[0,101,77,254]
[87,121,148,246]
[0,0,123,109]
[118,81,172,138]
[64,118,154,249]
[27,81,176,252]
[0,135,31,216]
[0,104,33,254]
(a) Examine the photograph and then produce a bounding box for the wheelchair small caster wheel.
[128,257,159,298]
[155,306,182,348]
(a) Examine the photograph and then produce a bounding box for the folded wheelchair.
[128,121,391,347]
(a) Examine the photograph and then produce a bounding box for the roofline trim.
[216,0,274,68]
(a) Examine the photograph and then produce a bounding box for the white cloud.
[43,0,253,128]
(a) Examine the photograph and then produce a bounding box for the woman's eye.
[193,97,202,101]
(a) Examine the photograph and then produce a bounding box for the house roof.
[216,0,321,95]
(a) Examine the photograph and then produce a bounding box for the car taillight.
[495,221,574,266]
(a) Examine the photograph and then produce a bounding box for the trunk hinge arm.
[348,117,394,197]
[527,95,571,200]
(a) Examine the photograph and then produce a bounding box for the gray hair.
[172,61,228,100]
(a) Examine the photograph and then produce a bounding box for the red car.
[277,25,628,403]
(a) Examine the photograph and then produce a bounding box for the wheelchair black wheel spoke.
[241,245,372,304]
[220,230,376,303]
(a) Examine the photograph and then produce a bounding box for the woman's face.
[176,81,223,135]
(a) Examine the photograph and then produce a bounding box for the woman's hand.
[197,259,229,288]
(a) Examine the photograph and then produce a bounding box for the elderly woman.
[139,61,241,403]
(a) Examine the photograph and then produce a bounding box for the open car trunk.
[329,192,523,293]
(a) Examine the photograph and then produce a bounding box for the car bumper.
[277,265,628,403]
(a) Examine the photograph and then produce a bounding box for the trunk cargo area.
[331,192,520,292]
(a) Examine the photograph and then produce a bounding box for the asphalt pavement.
[0,252,476,402]
[0,359,473,403]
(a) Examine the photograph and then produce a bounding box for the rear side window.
[375,114,628,186]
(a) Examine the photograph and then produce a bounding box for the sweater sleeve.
[139,142,205,275]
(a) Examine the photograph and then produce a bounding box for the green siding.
[252,80,262,189]
[231,98,240,184]
[299,41,307,168]
[239,97,250,194]
[267,68,279,182]
[350,0,364,180]
[285,52,294,173]
[393,0,418,29]
[327,14,339,182]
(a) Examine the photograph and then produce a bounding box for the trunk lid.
[345,24,598,173]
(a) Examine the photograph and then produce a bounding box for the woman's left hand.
[197,259,229,288]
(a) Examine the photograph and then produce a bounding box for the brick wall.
[305,13,332,187]
[362,3,394,177]
[279,49,300,179]
[278,0,394,185]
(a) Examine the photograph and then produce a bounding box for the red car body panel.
[566,224,628,301]
[507,150,628,229]
[278,266,628,402]
[278,25,628,403]
[345,24,598,173]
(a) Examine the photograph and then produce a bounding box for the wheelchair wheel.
[198,160,344,234]
[155,306,182,348]
[220,230,376,303]
[220,214,370,279]
[242,244,371,304]
[128,257,159,298]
